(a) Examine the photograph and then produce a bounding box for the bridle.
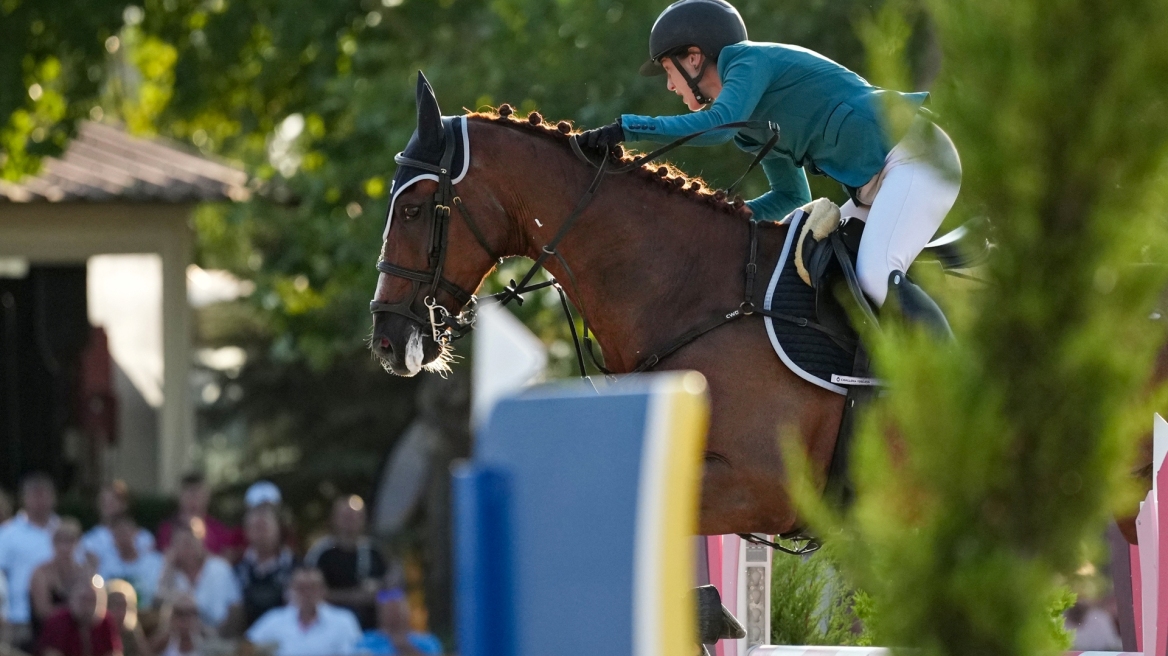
[369,118,499,343]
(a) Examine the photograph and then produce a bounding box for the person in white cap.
[244,482,282,510]
[234,504,297,629]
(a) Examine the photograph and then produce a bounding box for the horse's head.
[369,73,500,376]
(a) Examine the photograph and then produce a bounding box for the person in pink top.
[38,576,121,656]
[155,473,241,560]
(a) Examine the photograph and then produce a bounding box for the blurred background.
[0,0,1135,653]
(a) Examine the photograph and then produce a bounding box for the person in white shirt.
[155,593,219,656]
[246,567,362,656]
[98,514,164,607]
[155,520,241,632]
[0,473,59,648]
[80,482,155,571]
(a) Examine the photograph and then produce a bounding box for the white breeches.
[840,117,962,306]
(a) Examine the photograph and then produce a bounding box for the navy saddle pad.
[762,211,858,396]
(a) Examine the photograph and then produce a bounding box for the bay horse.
[370,75,1166,542]
[371,76,842,536]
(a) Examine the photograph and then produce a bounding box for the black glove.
[577,120,624,152]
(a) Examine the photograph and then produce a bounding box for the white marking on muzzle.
[404,327,425,376]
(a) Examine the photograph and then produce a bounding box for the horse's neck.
[478,123,758,372]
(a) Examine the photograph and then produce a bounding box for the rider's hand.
[577,120,624,152]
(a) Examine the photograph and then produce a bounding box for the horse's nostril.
[380,337,390,350]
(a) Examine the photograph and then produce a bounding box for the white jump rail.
[735,414,1168,656]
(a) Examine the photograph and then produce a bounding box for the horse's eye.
[402,205,422,220]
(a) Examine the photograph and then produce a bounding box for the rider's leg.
[853,118,962,307]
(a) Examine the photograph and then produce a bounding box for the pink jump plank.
[1157,457,1168,656]
[1132,542,1144,653]
[747,644,1139,648]
[1136,490,1158,656]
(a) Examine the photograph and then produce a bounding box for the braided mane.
[467,107,749,217]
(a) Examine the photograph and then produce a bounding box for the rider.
[579,0,961,313]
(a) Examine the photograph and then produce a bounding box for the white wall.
[87,254,166,489]
[87,254,165,408]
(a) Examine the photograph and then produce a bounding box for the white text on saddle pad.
[830,374,882,386]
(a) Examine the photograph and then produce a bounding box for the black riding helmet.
[639,0,747,104]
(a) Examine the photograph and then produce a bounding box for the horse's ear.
[415,71,443,152]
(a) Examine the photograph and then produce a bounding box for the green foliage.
[0,0,124,177]
[54,0,929,368]
[783,0,1168,654]
[136,0,922,369]
[194,299,422,515]
[1046,587,1077,651]
[770,550,873,646]
[4,0,939,368]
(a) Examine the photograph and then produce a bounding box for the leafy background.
[6,0,1166,652]
[3,0,933,526]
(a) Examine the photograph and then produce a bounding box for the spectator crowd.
[0,473,441,656]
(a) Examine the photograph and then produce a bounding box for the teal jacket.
[621,41,929,220]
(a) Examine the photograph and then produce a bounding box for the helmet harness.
[666,50,714,106]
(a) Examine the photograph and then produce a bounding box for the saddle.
[795,197,980,344]
[768,199,989,506]
[776,200,987,361]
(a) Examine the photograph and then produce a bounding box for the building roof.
[0,122,250,203]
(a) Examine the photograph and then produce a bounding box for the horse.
[370,75,843,536]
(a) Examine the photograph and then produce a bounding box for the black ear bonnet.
[383,72,469,238]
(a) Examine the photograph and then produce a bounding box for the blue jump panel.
[454,375,708,656]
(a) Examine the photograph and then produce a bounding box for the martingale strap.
[494,154,611,308]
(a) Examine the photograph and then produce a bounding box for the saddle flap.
[815,278,861,353]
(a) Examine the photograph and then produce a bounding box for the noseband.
[369,118,499,343]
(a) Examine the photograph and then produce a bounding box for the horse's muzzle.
[371,312,438,376]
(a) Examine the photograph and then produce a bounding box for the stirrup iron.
[885,270,953,339]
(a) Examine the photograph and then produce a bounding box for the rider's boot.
[883,270,953,340]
